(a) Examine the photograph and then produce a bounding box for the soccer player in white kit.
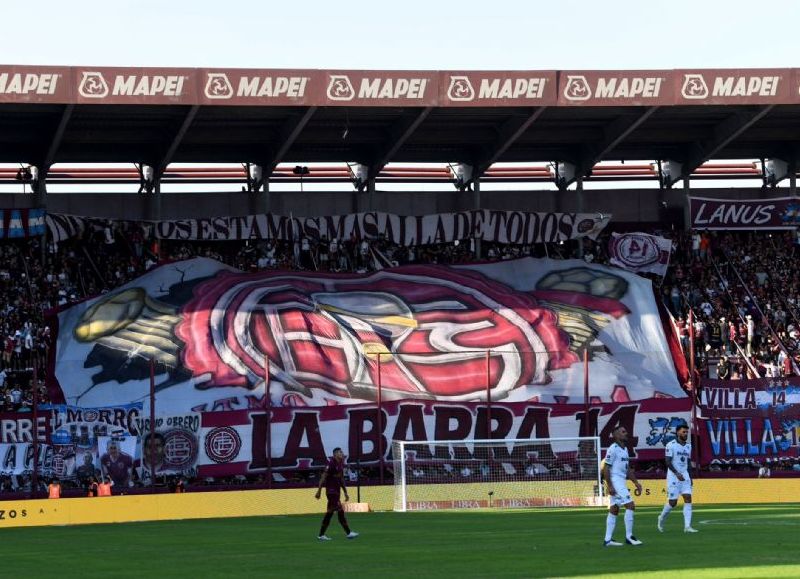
[602,425,643,547]
[658,422,698,533]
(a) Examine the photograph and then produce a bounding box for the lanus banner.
[697,378,800,467]
[689,196,800,230]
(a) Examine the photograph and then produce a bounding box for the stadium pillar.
[377,353,384,484]
[682,177,691,229]
[149,359,156,489]
[367,175,376,211]
[473,179,481,259]
[790,158,797,196]
[32,362,39,494]
[576,177,584,258]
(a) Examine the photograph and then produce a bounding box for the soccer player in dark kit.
[315,447,359,541]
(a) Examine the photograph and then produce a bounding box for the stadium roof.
[1,66,799,186]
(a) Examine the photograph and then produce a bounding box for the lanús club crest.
[72,264,629,404]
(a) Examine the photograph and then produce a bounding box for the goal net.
[392,437,602,512]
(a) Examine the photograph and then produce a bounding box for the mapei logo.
[447,76,475,101]
[205,73,234,99]
[78,71,109,98]
[327,75,355,101]
[681,74,709,99]
[563,75,591,101]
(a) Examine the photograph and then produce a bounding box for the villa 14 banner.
[697,378,800,466]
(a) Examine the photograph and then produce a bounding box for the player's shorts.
[326,493,343,511]
[608,479,633,507]
[667,477,692,500]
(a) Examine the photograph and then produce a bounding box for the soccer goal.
[392,437,603,512]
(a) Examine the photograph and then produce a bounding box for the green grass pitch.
[2,505,800,578]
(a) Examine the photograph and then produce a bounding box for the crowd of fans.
[0,219,796,496]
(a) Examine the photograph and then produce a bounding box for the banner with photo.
[609,232,672,276]
[46,209,611,245]
[136,413,200,478]
[97,435,137,488]
[697,378,800,467]
[196,398,692,477]
[44,403,143,480]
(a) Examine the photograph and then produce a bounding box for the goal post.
[392,437,603,512]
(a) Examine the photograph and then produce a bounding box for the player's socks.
[604,513,617,542]
[320,511,334,537]
[338,511,351,534]
[683,503,693,529]
[658,503,672,532]
[624,508,635,539]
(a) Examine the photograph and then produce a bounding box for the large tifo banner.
[196,399,692,476]
[689,196,800,230]
[51,257,687,416]
[697,378,800,467]
[45,209,611,245]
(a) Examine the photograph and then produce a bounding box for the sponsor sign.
[697,378,800,466]
[323,71,438,106]
[73,67,197,105]
[0,66,71,103]
[46,209,611,245]
[558,70,673,106]
[676,69,794,105]
[689,196,800,230]
[441,71,557,106]
[195,398,691,477]
[609,232,672,276]
[200,69,320,105]
[52,257,686,417]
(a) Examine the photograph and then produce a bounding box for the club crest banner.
[51,257,686,416]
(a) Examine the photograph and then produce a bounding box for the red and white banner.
[195,399,691,476]
[52,257,687,417]
[609,232,672,276]
[689,196,800,230]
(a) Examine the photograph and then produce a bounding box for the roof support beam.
[578,106,658,177]
[367,107,432,180]
[157,105,199,178]
[668,105,774,186]
[471,107,546,184]
[264,106,317,176]
[43,104,74,170]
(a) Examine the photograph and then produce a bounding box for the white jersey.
[665,439,692,480]
[603,442,630,482]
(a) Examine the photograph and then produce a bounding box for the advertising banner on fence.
[196,398,692,476]
[609,232,672,276]
[689,196,800,230]
[45,209,611,245]
[136,413,200,477]
[697,378,800,466]
[51,257,687,417]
